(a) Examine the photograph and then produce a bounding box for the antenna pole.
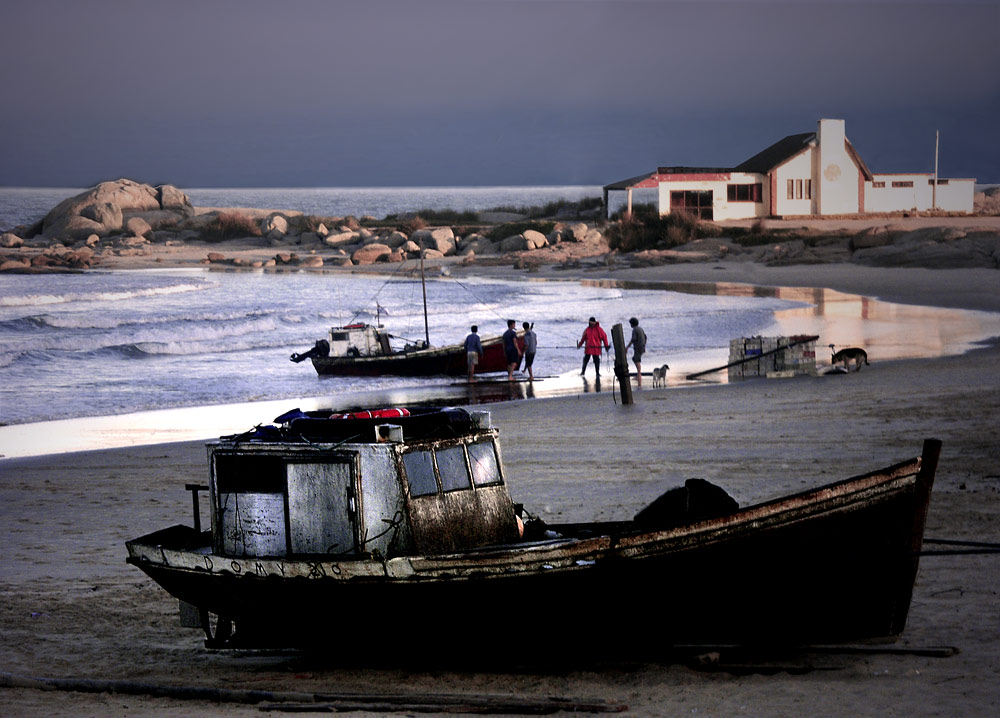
[420,241,430,347]
[932,130,939,211]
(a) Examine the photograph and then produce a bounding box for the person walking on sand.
[521,321,537,381]
[625,316,647,387]
[502,319,522,381]
[578,317,609,378]
[464,325,483,383]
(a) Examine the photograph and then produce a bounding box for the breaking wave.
[0,281,211,308]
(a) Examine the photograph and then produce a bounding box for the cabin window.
[726,183,762,202]
[330,332,350,341]
[437,446,471,492]
[469,441,502,487]
[403,451,437,497]
[928,179,949,185]
[214,454,286,493]
[873,181,886,188]
[892,181,914,188]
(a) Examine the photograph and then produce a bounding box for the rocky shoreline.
[2,179,999,273]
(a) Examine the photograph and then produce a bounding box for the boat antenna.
[420,240,430,348]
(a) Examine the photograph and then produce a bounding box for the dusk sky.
[2,0,997,188]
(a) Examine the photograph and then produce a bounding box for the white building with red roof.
[604,119,975,220]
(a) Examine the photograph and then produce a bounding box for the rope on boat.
[347,259,411,326]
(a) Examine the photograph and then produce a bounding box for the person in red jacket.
[577,316,610,378]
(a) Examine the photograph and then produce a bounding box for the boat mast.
[420,241,430,347]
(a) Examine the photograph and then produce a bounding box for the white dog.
[651,364,670,388]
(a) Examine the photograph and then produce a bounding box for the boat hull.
[310,333,516,377]
[127,441,939,650]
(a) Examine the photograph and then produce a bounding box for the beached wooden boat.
[126,407,940,651]
[290,322,520,376]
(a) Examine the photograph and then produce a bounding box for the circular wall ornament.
[824,164,842,181]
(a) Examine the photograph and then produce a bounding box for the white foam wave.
[0,282,210,308]
[134,336,290,356]
[34,308,276,330]
[6,315,282,356]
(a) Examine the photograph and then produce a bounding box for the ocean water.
[0,269,800,427]
[0,185,603,231]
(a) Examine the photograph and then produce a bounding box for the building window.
[670,190,713,220]
[727,183,762,202]
[892,181,914,188]
[787,179,812,200]
[873,181,886,188]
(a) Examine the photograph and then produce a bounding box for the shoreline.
[1,259,998,460]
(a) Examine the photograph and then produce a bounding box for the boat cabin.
[325,323,393,358]
[208,408,520,560]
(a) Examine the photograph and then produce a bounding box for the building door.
[670,190,714,220]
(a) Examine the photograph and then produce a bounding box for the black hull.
[311,334,516,377]
[127,440,939,650]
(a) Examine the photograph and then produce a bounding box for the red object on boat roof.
[329,408,411,420]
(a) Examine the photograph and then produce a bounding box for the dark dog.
[830,346,869,372]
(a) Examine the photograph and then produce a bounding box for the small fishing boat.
[290,322,520,377]
[126,407,940,651]
[290,250,522,377]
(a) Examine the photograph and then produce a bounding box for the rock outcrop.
[38,179,193,241]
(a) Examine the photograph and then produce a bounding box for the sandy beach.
[1,255,999,716]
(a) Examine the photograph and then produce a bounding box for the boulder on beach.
[499,234,527,252]
[262,213,289,237]
[351,243,392,265]
[411,228,456,255]
[1,232,23,248]
[523,229,548,250]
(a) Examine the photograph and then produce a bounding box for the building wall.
[935,179,975,213]
[715,171,769,220]
[772,150,815,216]
[866,175,975,213]
[865,174,928,213]
[654,172,768,220]
[817,118,861,214]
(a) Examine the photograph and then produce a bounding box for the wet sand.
[1,262,999,716]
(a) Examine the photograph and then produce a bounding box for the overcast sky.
[2,0,997,187]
